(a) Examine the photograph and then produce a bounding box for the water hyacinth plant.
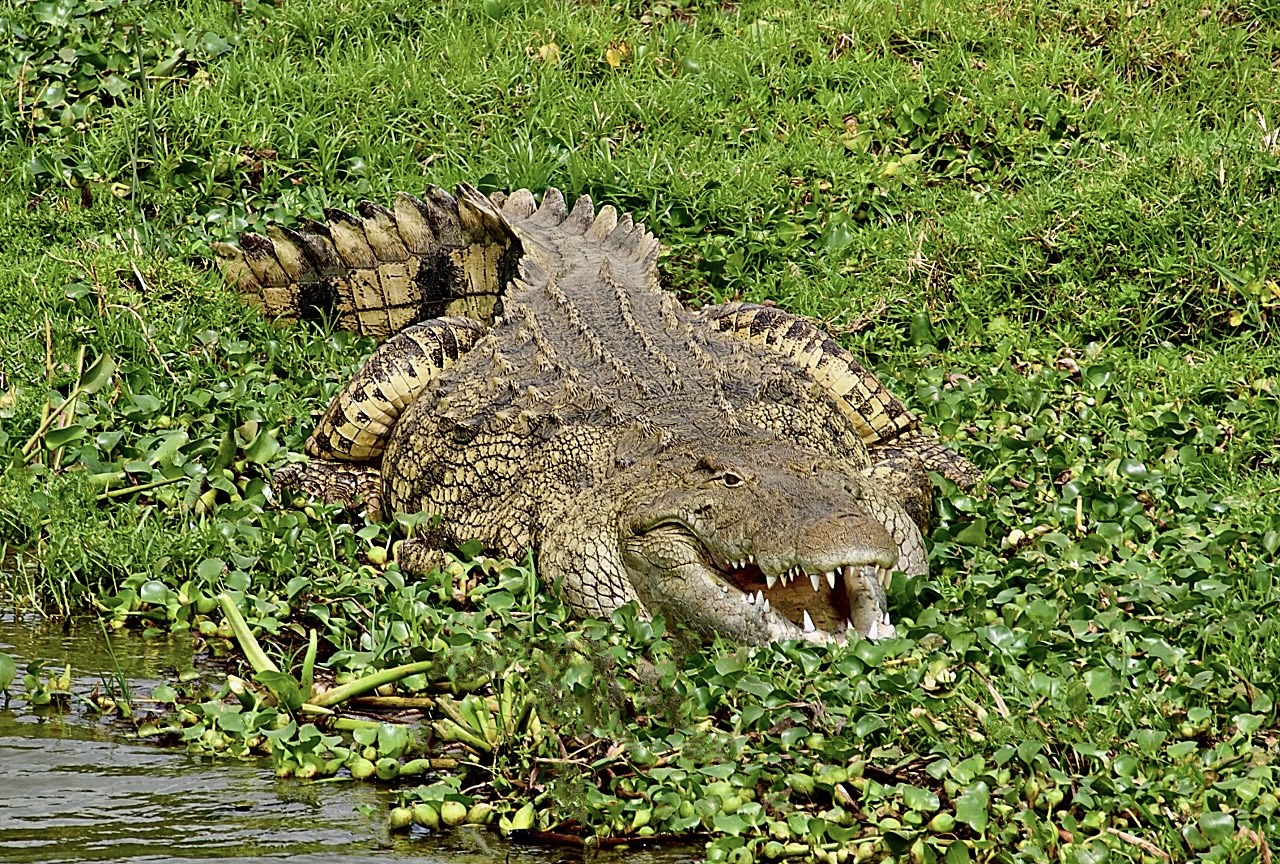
[2,0,1279,861]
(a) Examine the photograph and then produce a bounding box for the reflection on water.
[0,614,697,864]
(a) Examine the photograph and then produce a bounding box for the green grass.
[2,0,1280,861]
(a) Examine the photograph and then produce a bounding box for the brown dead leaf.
[605,42,630,68]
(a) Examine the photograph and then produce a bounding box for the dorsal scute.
[214,184,525,341]
[357,200,409,262]
[564,193,595,234]
[502,189,538,220]
[456,183,512,244]
[213,184,666,345]
[586,205,618,242]
[423,186,465,245]
[239,232,291,287]
[324,207,379,269]
[392,192,442,255]
[530,187,568,226]
[265,225,321,283]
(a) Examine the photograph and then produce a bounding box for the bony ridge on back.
[215,183,981,645]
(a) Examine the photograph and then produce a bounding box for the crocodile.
[214,184,979,645]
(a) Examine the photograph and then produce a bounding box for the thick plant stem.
[309,661,439,709]
[300,629,318,700]
[217,593,280,674]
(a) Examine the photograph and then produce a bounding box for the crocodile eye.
[720,471,745,488]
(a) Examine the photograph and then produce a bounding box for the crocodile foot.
[274,460,384,519]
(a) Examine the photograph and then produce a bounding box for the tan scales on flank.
[215,183,981,646]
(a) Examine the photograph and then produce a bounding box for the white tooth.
[748,554,755,564]
[867,619,881,640]
[755,590,764,605]
[803,610,816,633]
[745,592,755,605]
[826,570,837,590]
[766,574,778,589]
[846,619,855,633]
[809,572,821,592]
[763,598,771,613]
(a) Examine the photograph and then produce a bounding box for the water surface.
[0,614,696,864]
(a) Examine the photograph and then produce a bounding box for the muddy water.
[0,614,696,864]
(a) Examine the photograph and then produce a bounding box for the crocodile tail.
[870,428,983,489]
[700,302,981,488]
[212,184,521,341]
[699,302,918,442]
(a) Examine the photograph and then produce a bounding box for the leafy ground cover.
[2,0,1279,861]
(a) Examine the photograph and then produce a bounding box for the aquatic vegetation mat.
[2,0,1279,861]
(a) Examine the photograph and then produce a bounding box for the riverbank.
[2,0,1278,861]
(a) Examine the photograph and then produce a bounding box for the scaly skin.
[539,441,920,644]
[220,184,980,645]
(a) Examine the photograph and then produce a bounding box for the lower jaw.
[722,565,851,634]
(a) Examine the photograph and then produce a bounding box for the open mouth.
[712,555,889,637]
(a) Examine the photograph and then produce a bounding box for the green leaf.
[255,670,303,711]
[79,352,116,394]
[0,653,16,691]
[944,839,972,864]
[217,710,247,733]
[1083,363,1114,388]
[196,558,226,582]
[821,220,854,252]
[954,781,989,832]
[713,812,749,835]
[854,714,886,737]
[902,785,939,811]
[102,74,129,98]
[199,32,233,56]
[377,722,410,756]
[1263,531,1279,555]
[139,580,170,605]
[952,518,987,546]
[1233,713,1264,734]
[1199,811,1234,844]
[243,429,281,465]
[151,431,189,465]
[714,654,745,676]
[909,312,935,347]
[484,590,515,612]
[1083,667,1118,700]
[44,424,86,449]
[264,720,298,741]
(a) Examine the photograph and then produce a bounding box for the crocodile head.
[609,441,926,645]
